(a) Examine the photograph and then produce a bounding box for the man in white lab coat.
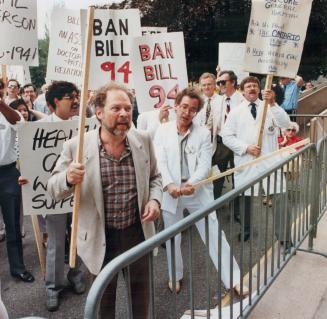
[154,88,242,295]
[221,76,291,243]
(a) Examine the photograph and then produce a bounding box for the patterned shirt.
[99,137,138,230]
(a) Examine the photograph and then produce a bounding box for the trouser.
[235,194,291,242]
[0,164,26,274]
[163,194,240,289]
[100,222,149,319]
[45,213,83,291]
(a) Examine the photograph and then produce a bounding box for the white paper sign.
[0,0,38,66]
[18,118,99,216]
[141,27,167,36]
[46,9,83,87]
[81,9,141,90]
[218,43,249,81]
[244,0,313,78]
[1,65,31,85]
[131,32,188,113]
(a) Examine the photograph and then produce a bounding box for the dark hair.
[240,76,261,91]
[0,78,4,89]
[94,82,133,108]
[46,81,79,109]
[8,79,20,88]
[219,70,238,88]
[175,87,204,112]
[23,83,37,93]
[9,98,28,110]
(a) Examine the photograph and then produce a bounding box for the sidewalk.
[249,212,327,319]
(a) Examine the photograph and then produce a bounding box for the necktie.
[250,103,257,119]
[224,97,231,122]
[205,98,211,124]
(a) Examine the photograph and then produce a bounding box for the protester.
[280,75,304,117]
[221,76,292,244]
[0,78,34,283]
[22,83,38,110]
[195,72,222,130]
[33,83,51,114]
[4,79,20,105]
[47,82,162,318]
[9,98,44,122]
[212,70,244,199]
[19,81,85,312]
[154,88,244,297]
[278,122,303,149]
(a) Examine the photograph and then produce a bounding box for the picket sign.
[1,65,6,83]
[69,7,94,268]
[243,0,313,151]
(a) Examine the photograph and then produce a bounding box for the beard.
[102,120,131,136]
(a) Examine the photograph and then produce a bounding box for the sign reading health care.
[0,0,38,66]
[18,118,99,216]
[46,8,83,87]
[244,0,313,77]
[131,32,188,113]
[82,9,141,90]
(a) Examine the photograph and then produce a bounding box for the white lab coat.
[154,121,214,215]
[221,99,291,195]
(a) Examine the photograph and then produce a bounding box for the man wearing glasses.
[19,81,85,311]
[154,88,242,296]
[213,71,244,199]
[4,79,20,105]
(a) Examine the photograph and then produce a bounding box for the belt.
[0,162,16,170]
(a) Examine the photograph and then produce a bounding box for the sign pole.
[69,7,94,268]
[31,215,46,277]
[1,65,7,84]
[256,73,274,149]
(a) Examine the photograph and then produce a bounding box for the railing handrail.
[84,142,316,319]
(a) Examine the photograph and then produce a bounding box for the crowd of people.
[0,70,310,317]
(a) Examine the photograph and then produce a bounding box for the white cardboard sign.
[46,8,83,87]
[141,27,167,36]
[81,9,141,90]
[131,32,188,113]
[218,43,249,81]
[0,0,38,66]
[18,118,99,216]
[244,0,313,78]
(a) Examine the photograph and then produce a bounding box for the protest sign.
[81,9,141,90]
[244,0,313,78]
[131,32,188,113]
[218,43,249,81]
[141,27,167,36]
[0,0,38,66]
[6,65,31,85]
[18,118,99,216]
[46,8,83,87]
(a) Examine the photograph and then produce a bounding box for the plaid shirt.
[99,137,138,230]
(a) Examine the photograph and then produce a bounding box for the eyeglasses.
[62,94,80,101]
[216,80,229,86]
[179,104,198,115]
[8,85,18,89]
[286,129,297,132]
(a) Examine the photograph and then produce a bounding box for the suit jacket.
[154,121,215,217]
[47,128,162,275]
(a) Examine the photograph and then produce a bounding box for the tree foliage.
[114,0,327,81]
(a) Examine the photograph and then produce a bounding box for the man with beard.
[19,81,85,311]
[47,82,162,318]
[221,76,291,242]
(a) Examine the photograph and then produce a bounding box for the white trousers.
[163,194,241,289]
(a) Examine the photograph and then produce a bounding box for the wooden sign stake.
[256,74,274,150]
[31,215,46,277]
[69,7,94,268]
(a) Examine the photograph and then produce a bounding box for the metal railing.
[84,139,326,319]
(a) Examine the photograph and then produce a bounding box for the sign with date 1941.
[0,0,39,66]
